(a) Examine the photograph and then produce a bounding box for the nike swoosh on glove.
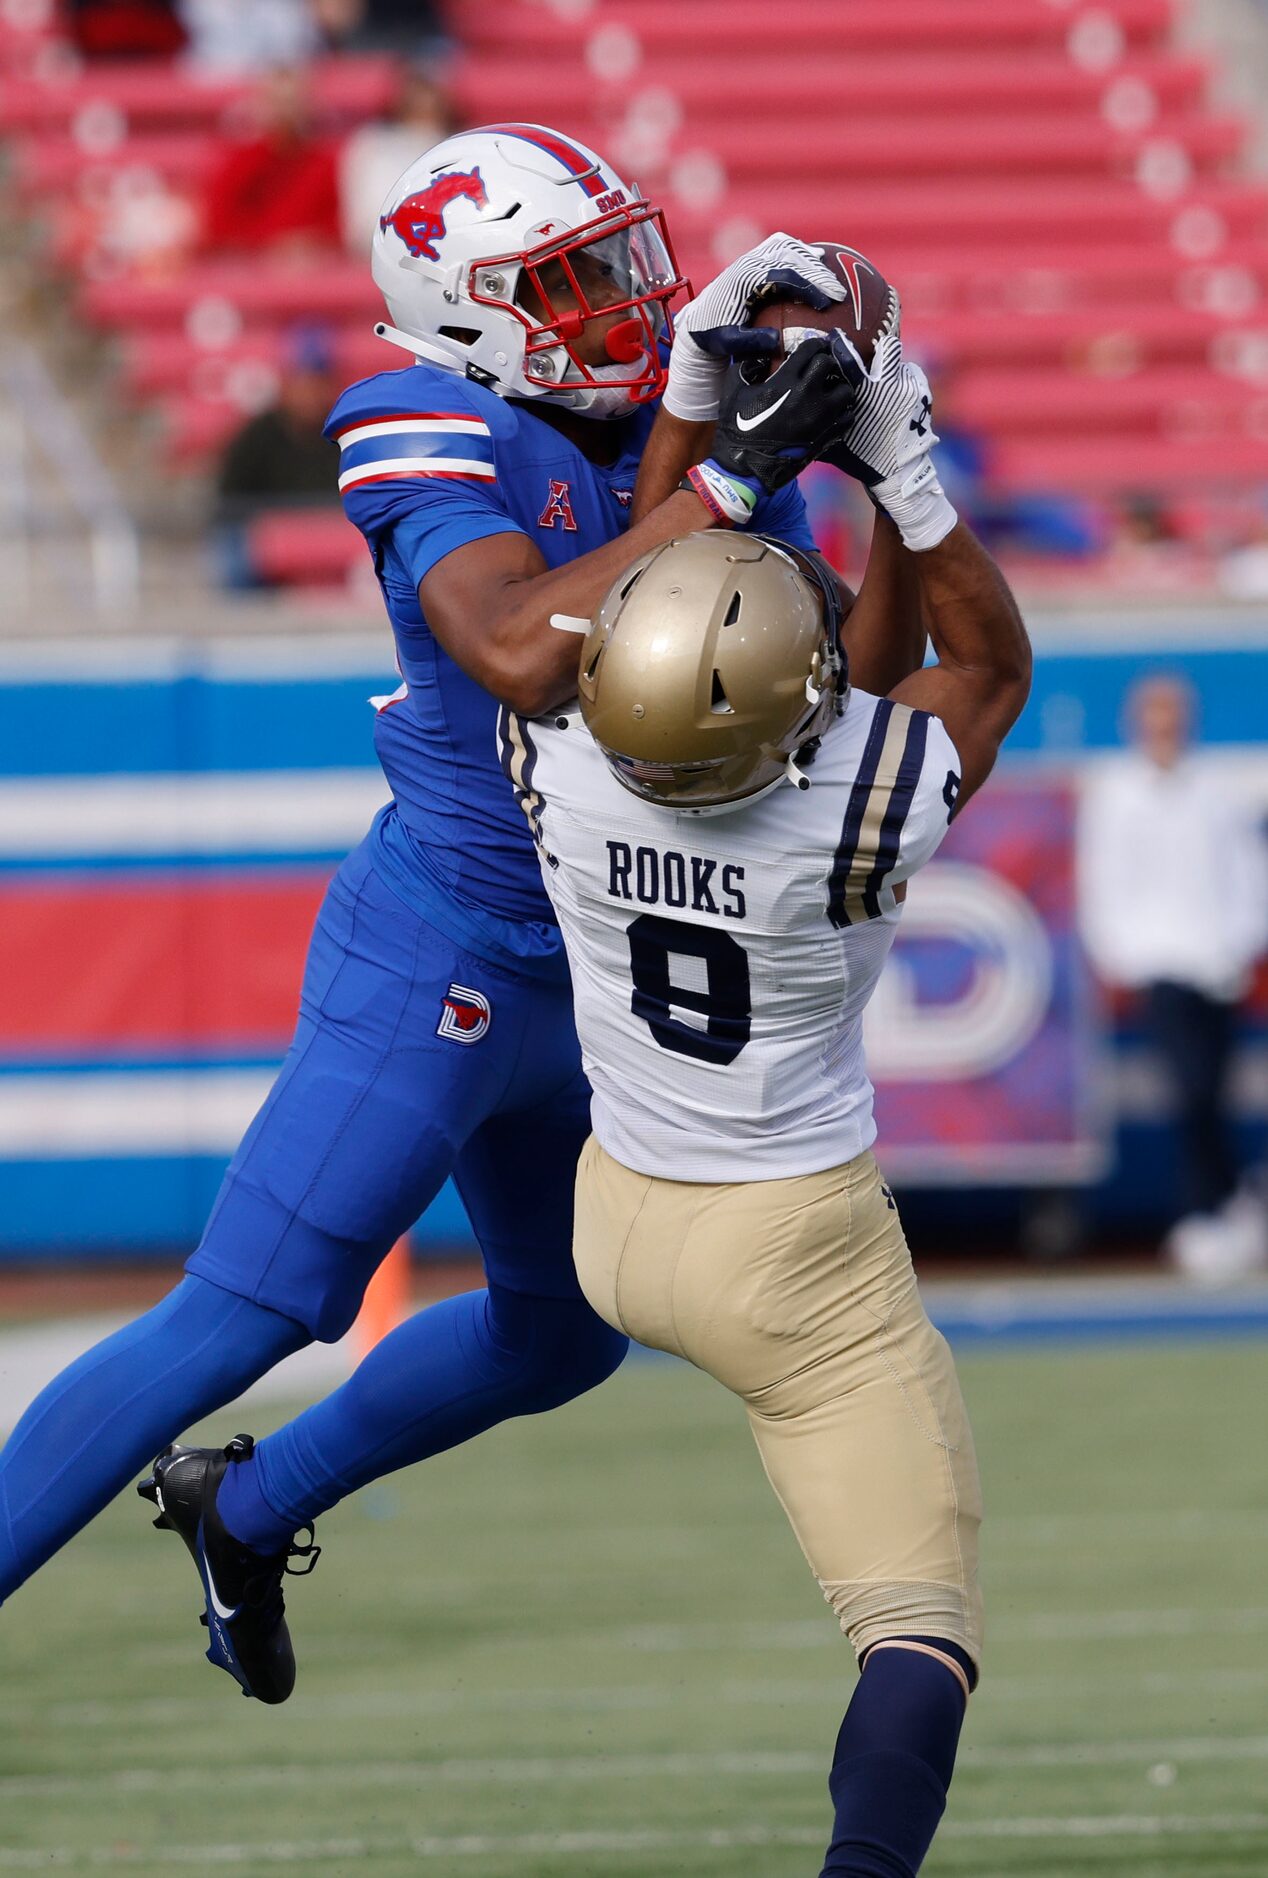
[663,233,847,423]
[822,331,959,552]
[713,335,859,492]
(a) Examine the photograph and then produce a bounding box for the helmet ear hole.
[710,670,734,715]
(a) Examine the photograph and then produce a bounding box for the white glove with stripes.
[663,233,847,423]
[824,331,958,552]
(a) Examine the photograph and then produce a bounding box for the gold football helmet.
[578,532,846,813]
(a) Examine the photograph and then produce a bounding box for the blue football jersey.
[327,359,816,962]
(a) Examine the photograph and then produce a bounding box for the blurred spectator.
[1078,673,1268,1282]
[200,68,340,256]
[179,0,319,72]
[339,65,456,253]
[69,0,185,57]
[214,326,340,587]
[1219,509,1268,601]
[311,0,443,56]
[1101,492,1209,595]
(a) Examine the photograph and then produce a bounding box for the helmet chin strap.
[564,355,650,420]
[375,320,641,419]
[374,321,471,371]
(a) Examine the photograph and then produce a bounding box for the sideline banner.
[6,631,1259,1249]
[869,779,1103,1184]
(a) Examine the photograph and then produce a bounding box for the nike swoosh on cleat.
[735,389,792,432]
[203,1558,238,1623]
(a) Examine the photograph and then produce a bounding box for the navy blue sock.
[216,1282,627,1552]
[0,1275,307,1603]
[820,1638,974,1878]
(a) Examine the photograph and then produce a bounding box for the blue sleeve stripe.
[338,431,495,475]
[338,456,498,492]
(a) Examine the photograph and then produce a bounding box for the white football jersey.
[498,688,962,1182]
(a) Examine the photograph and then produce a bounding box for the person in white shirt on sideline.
[497,320,1031,1872]
[1078,672,1268,1281]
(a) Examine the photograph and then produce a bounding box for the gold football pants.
[573,1137,984,1667]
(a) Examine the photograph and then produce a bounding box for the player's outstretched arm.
[838,510,927,698]
[630,409,714,523]
[820,329,1028,801]
[421,339,861,718]
[886,520,1031,811]
[419,488,712,717]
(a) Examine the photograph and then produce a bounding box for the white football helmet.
[371,122,687,418]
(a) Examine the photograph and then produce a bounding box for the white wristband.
[873,456,959,553]
[663,340,726,424]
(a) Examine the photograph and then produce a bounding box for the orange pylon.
[354,1236,412,1358]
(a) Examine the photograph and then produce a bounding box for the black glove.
[710,335,858,495]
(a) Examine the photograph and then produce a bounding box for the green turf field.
[3,1339,1267,1877]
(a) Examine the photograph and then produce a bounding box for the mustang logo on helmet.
[381,167,489,261]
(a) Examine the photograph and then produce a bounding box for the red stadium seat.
[11,128,222,194]
[648,115,1244,182]
[10,0,1267,564]
[904,302,1268,372]
[121,326,386,397]
[991,431,1268,492]
[952,368,1268,439]
[0,9,60,74]
[81,261,378,332]
[451,51,1212,124]
[667,179,1268,253]
[460,0,1175,57]
[0,54,395,135]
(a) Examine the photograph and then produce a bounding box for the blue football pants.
[0,837,625,1601]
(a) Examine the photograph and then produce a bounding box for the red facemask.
[469,202,689,406]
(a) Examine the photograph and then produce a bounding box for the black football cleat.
[137,1434,320,1704]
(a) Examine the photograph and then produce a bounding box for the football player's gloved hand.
[821,331,959,552]
[682,335,858,526]
[663,233,846,423]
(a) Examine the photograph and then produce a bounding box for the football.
[752,241,897,368]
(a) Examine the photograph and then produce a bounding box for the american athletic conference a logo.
[381,167,489,261]
[437,982,492,1045]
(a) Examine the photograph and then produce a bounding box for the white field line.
[2,1815,1268,1867]
[28,1662,1268,1729]
[3,1735,1268,1803]
[944,1812,1268,1840]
